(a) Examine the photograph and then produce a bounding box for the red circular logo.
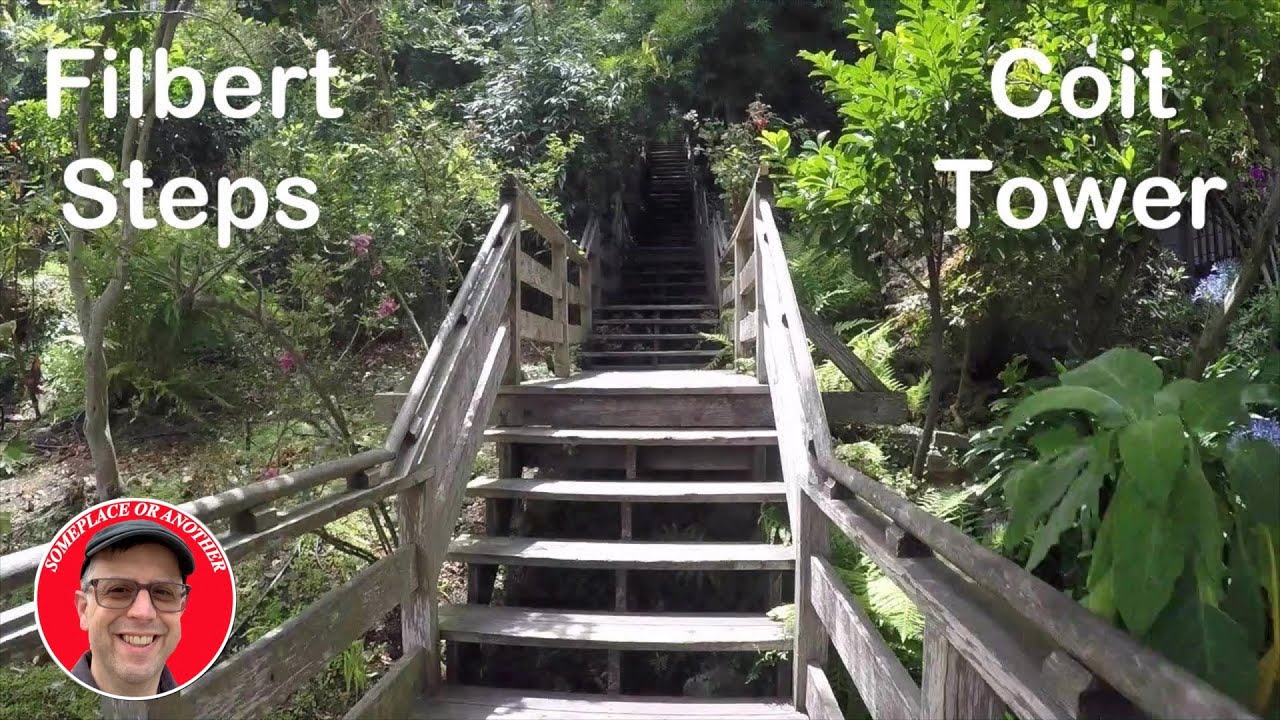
[34,499,236,700]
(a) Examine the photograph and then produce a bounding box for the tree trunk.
[83,338,122,500]
[1186,210,1280,377]
[912,250,947,480]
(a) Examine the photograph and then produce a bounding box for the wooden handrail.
[726,166,1259,720]
[385,199,513,451]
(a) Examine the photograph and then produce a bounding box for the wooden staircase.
[582,143,720,371]
[0,154,1256,720]
[423,368,800,718]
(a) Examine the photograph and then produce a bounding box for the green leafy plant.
[993,347,1279,709]
[337,640,369,695]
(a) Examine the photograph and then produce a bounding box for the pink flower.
[350,233,372,257]
[370,260,384,278]
[277,351,297,373]
[262,467,280,479]
[376,296,399,319]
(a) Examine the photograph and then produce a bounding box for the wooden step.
[593,317,719,326]
[599,304,717,313]
[438,605,791,651]
[501,369,766,394]
[466,478,785,503]
[420,687,805,719]
[483,427,777,446]
[448,535,792,570]
[589,333,712,341]
[587,363,710,370]
[580,350,720,359]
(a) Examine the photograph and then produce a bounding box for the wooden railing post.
[753,174,772,383]
[794,491,831,713]
[503,177,522,384]
[732,190,755,361]
[552,228,570,378]
[922,625,1007,720]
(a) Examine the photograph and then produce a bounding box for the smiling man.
[71,520,196,697]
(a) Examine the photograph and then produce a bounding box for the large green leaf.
[1223,526,1265,653]
[1117,416,1184,507]
[1243,382,1280,409]
[1006,441,1094,550]
[1224,439,1280,531]
[1025,433,1111,571]
[1180,375,1249,434]
[1004,386,1129,431]
[1155,378,1199,416]
[1110,470,1190,635]
[1173,452,1226,605]
[1146,593,1256,705]
[1059,347,1163,419]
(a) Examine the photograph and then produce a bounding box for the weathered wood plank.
[738,250,756,293]
[1042,649,1140,720]
[423,686,805,719]
[492,392,772,428]
[517,251,559,299]
[803,484,1073,720]
[384,386,906,425]
[182,546,414,719]
[0,621,41,665]
[438,606,790,651]
[448,536,793,570]
[547,237,568,376]
[799,305,890,393]
[810,555,921,720]
[388,199,513,451]
[220,466,432,561]
[484,426,777,446]
[520,444,756,472]
[0,546,45,599]
[179,448,394,523]
[395,236,513,694]
[739,311,757,342]
[466,478,785,503]
[519,309,562,344]
[343,648,425,720]
[804,664,844,720]
[516,183,585,264]
[506,369,765,393]
[923,626,1008,720]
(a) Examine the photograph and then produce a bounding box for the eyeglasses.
[83,578,191,612]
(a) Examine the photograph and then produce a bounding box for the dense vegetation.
[1,0,1277,718]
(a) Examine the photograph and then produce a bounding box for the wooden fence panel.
[182,546,415,719]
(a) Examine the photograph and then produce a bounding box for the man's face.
[74,543,184,695]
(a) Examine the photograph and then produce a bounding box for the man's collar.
[69,650,178,696]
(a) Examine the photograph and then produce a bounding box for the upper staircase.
[582,144,720,371]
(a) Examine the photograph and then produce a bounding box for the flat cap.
[80,520,196,579]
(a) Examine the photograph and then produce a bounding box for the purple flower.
[351,233,372,257]
[262,467,280,479]
[1233,417,1280,448]
[1193,259,1241,305]
[375,296,398,319]
[277,351,297,373]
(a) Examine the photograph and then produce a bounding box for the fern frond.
[918,486,978,534]
[906,370,931,415]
